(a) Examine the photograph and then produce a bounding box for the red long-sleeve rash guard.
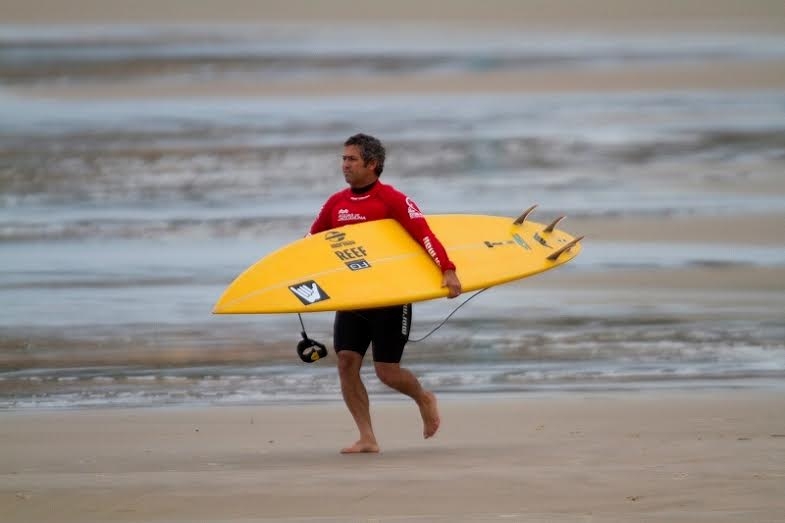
[310,181,456,272]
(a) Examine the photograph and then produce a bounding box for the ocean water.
[2,24,785,408]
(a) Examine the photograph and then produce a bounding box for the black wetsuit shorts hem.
[333,304,412,363]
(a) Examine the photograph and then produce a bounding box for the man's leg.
[337,350,379,453]
[374,362,440,439]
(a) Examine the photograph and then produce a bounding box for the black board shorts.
[333,304,412,363]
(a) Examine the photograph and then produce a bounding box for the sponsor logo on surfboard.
[325,230,356,249]
[345,259,371,271]
[289,281,330,305]
[334,245,368,261]
[330,240,356,248]
[534,232,552,248]
[484,239,516,248]
[324,231,346,243]
[512,233,531,250]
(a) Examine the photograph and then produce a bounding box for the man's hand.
[441,269,462,299]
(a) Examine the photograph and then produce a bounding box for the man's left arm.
[390,192,462,298]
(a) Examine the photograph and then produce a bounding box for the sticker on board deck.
[289,281,330,305]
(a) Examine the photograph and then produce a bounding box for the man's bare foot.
[419,391,440,439]
[340,440,380,454]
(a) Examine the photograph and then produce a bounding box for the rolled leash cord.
[294,288,488,361]
[296,313,328,362]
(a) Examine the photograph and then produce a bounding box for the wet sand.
[2,392,785,522]
[16,60,785,100]
[4,0,785,30]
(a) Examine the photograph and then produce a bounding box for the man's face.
[342,145,377,188]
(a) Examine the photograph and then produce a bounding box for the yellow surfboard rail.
[213,209,583,314]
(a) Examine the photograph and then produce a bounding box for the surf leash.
[296,313,328,363]
[409,288,488,342]
[294,287,489,359]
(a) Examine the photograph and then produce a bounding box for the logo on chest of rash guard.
[405,198,424,219]
[337,209,367,222]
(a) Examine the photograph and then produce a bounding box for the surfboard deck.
[213,211,582,314]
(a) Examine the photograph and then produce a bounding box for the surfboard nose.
[212,303,229,314]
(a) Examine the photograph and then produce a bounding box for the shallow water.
[2,24,785,408]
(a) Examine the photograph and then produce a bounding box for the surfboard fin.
[513,204,538,225]
[543,215,566,233]
[547,236,584,261]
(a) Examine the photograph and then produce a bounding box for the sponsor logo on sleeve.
[289,281,330,305]
[405,197,424,219]
[422,236,442,267]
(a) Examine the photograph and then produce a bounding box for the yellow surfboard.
[213,207,582,314]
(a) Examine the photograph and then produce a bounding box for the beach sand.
[2,392,785,523]
[3,0,785,29]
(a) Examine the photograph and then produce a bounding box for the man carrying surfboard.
[310,133,462,453]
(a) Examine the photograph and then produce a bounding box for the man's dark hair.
[345,133,385,176]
